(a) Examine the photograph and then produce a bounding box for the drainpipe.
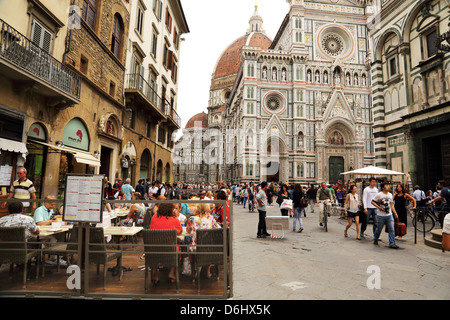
[63,0,76,65]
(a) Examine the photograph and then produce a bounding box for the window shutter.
[42,29,53,54]
[30,19,53,54]
[31,19,43,47]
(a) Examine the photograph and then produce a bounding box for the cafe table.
[38,224,73,238]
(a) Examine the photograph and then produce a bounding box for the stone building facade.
[0,0,189,203]
[369,0,450,190]
[223,1,375,185]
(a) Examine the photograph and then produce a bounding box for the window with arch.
[247,63,255,77]
[111,13,124,59]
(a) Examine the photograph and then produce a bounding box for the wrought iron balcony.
[125,73,166,119]
[125,73,181,128]
[0,18,81,106]
[162,98,181,129]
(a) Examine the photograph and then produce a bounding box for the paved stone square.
[231,202,450,300]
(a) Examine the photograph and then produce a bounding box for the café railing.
[0,198,233,299]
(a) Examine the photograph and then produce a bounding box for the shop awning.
[0,138,28,158]
[72,151,100,167]
[31,141,100,167]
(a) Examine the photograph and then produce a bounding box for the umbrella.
[341,166,404,176]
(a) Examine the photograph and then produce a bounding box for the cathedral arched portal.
[318,121,364,185]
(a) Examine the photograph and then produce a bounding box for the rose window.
[321,34,344,57]
[266,96,281,111]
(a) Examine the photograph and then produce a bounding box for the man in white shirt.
[361,178,379,238]
[412,185,426,207]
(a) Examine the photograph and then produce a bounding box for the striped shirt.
[10,179,36,207]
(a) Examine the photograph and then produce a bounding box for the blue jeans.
[361,208,378,236]
[242,196,248,208]
[373,214,396,246]
[293,207,304,230]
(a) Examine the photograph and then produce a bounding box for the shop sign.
[27,123,46,141]
[63,118,90,151]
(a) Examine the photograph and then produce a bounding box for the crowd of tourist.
[0,167,449,274]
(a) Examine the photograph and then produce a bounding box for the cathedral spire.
[248,3,265,34]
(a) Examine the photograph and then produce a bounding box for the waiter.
[1,167,36,215]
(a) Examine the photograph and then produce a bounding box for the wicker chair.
[194,228,225,293]
[0,227,40,288]
[142,207,153,230]
[41,226,79,277]
[143,229,179,293]
[89,227,122,289]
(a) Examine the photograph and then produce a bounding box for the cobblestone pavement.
[230,202,450,300]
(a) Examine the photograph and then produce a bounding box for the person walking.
[242,186,249,209]
[361,178,379,239]
[306,184,317,216]
[344,185,361,240]
[276,184,291,217]
[256,182,271,238]
[316,182,333,226]
[393,184,416,240]
[292,184,306,233]
[371,183,400,249]
[1,167,36,215]
[428,180,450,228]
[412,185,427,208]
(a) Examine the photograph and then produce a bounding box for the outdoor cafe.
[0,174,233,299]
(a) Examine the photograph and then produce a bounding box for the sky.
[176,0,290,132]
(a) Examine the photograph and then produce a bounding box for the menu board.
[63,174,104,223]
[0,165,13,186]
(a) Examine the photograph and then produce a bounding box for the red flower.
[76,130,83,141]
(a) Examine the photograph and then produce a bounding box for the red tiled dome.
[213,32,272,79]
[185,112,208,129]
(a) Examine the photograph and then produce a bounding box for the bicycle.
[412,205,446,233]
[321,200,331,232]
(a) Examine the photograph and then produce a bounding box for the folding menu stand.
[265,216,289,239]
[62,174,105,293]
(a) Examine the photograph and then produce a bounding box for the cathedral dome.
[185,111,209,129]
[212,6,272,80]
[212,32,272,80]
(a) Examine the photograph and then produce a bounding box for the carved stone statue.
[323,72,328,84]
[282,69,286,81]
[262,67,267,80]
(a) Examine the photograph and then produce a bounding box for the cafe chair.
[0,227,41,288]
[143,229,179,294]
[194,228,224,293]
[89,227,122,289]
[142,207,153,230]
[41,227,79,277]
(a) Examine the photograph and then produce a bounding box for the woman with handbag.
[393,184,416,240]
[292,184,306,232]
[344,185,361,240]
[277,184,292,217]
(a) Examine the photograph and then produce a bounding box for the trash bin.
[442,214,450,252]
